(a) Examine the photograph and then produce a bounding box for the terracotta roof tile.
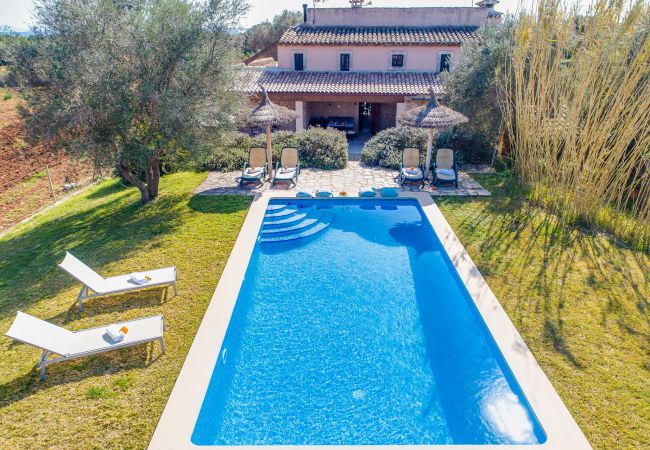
[278,26,479,46]
[238,68,443,96]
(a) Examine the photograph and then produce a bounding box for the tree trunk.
[117,158,160,203]
[117,163,150,203]
[146,158,160,200]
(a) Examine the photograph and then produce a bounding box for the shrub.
[361,126,495,169]
[291,127,347,169]
[361,127,428,169]
[2,92,11,101]
[200,127,347,171]
[441,128,495,165]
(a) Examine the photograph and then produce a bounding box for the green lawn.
[0,172,252,448]
[437,172,649,450]
[0,170,647,449]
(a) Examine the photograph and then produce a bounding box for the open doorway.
[350,102,376,161]
[358,102,373,135]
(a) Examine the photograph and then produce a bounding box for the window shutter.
[340,53,350,71]
[294,53,304,71]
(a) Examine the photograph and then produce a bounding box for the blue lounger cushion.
[380,187,399,197]
[296,191,312,198]
[359,187,376,197]
[316,190,334,198]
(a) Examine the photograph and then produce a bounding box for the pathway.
[196,161,491,197]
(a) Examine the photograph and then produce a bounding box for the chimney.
[302,4,308,23]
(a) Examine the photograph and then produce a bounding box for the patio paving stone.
[195,161,491,197]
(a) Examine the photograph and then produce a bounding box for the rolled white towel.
[438,168,455,177]
[245,167,263,176]
[106,325,125,343]
[129,273,148,285]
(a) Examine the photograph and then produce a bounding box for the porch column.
[396,102,406,127]
[295,101,304,131]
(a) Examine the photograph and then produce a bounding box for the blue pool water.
[192,199,546,445]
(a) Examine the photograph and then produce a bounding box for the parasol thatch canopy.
[248,85,298,181]
[398,90,468,129]
[248,85,298,128]
[398,90,468,180]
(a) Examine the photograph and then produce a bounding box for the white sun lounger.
[58,252,177,311]
[5,311,165,381]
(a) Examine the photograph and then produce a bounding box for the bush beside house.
[360,127,428,169]
[200,127,348,171]
[361,126,492,170]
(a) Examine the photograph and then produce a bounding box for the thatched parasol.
[248,85,298,179]
[399,90,468,177]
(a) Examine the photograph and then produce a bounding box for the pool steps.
[260,203,333,243]
[263,205,299,219]
[262,212,309,228]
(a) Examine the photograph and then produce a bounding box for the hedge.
[361,126,494,169]
[199,127,348,171]
[360,127,428,169]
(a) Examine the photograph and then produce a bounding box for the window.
[339,53,351,72]
[439,53,452,72]
[294,53,304,71]
[391,53,405,68]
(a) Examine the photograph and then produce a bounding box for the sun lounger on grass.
[5,311,165,381]
[58,252,177,311]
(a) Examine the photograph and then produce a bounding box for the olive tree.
[15,0,248,202]
[243,10,302,54]
[441,21,515,161]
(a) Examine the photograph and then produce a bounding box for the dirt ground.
[0,86,94,231]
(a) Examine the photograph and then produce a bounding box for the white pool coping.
[149,192,591,450]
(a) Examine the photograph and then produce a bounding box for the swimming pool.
[151,193,590,449]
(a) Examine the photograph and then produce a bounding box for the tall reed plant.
[501,0,650,250]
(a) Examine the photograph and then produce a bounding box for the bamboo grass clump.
[501,0,650,249]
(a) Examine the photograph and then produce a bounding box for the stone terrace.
[195,161,490,197]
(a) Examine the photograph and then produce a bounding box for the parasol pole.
[266,125,273,180]
[425,128,434,179]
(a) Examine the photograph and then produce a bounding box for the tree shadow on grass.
[53,287,172,325]
[438,173,649,371]
[0,178,253,409]
[84,179,129,199]
[0,342,162,409]
[0,183,189,322]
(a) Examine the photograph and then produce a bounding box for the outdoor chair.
[5,311,165,381]
[58,252,177,312]
[272,147,300,186]
[433,148,459,188]
[399,147,425,188]
[240,147,267,186]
